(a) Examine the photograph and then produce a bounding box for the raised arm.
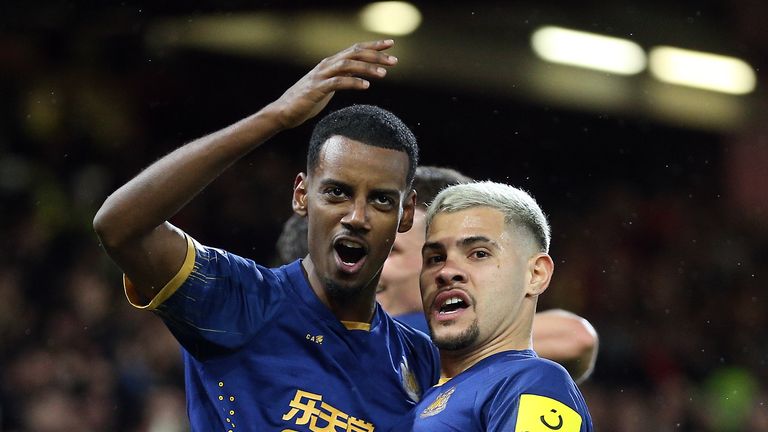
[532,309,598,383]
[93,40,398,302]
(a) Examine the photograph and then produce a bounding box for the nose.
[340,197,371,232]
[435,257,467,288]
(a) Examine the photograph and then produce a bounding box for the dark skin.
[93,40,406,321]
[292,136,415,322]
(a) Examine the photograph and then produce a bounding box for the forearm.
[532,309,598,383]
[93,39,397,299]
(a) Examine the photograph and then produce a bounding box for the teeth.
[442,297,463,307]
[339,240,363,249]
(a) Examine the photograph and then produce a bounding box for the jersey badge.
[419,386,455,418]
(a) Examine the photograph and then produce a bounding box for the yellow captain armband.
[514,394,582,432]
[123,234,197,310]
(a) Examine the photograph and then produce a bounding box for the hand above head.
[93,40,400,303]
[269,39,398,130]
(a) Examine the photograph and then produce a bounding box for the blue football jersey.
[394,312,430,335]
[125,235,440,431]
[388,350,592,432]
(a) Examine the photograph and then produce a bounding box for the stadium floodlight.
[649,46,756,95]
[531,26,646,75]
[360,2,422,36]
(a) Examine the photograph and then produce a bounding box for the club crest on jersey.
[419,386,456,418]
[399,357,421,402]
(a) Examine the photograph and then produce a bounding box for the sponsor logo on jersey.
[514,394,582,432]
[282,389,376,431]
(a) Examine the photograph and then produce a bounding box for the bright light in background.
[360,2,422,36]
[531,26,646,75]
[649,46,756,95]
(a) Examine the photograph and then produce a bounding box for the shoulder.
[389,314,435,352]
[472,352,577,398]
[512,355,571,376]
[192,238,288,282]
[499,355,574,388]
[482,353,591,431]
[393,312,430,334]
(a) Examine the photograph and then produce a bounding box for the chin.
[432,321,479,351]
[323,276,369,301]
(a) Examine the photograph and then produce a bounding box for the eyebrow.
[422,242,442,255]
[318,178,350,189]
[318,179,400,198]
[422,235,499,254]
[458,235,499,250]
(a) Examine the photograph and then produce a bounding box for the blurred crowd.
[2,4,768,429]
[2,136,767,430]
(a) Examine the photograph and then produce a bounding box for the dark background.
[1,1,767,430]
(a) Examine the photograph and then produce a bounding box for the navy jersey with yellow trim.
[388,350,592,432]
[128,236,440,431]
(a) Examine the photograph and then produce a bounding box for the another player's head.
[377,166,472,316]
[275,213,309,264]
[292,105,419,301]
[420,181,553,354]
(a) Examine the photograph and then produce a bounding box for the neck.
[301,257,378,323]
[440,308,535,378]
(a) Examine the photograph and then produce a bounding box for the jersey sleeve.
[124,234,285,353]
[485,360,592,432]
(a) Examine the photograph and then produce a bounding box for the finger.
[322,58,390,80]
[317,76,372,93]
[350,39,395,52]
[337,41,398,66]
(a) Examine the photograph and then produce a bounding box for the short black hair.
[307,104,419,186]
[413,166,473,208]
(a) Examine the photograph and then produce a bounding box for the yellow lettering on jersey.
[514,394,582,432]
[282,389,375,431]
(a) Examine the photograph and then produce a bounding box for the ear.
[292,173,309,216]
[397,189,417,233]
[525,253,554,297]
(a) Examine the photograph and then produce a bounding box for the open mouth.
[439,296,469,315]
[334,238,368,267]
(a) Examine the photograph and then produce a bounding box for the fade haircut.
[308,104,419,186]
[426,181,551,253]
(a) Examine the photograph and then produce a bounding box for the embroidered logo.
[419,386,456,418]
[399,356,421,402]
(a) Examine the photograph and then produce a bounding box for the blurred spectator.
[1,5,767,429]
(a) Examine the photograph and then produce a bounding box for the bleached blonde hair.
[425,181,551,253]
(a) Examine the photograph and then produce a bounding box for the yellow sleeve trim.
[514,394,582,432]
[435,376,452,387]
[123,234,197,310]
[341,321,371,331]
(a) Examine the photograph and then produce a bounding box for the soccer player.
[94,40,440,431]
[277,166,598,382]
[389,181,592,431]
[375,166,471,334]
